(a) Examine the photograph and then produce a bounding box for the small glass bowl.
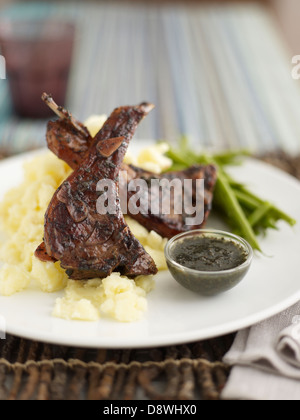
[165,229,253,296]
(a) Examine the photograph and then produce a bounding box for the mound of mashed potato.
[0,115,171,323]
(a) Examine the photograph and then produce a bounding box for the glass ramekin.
[165,229,253,296]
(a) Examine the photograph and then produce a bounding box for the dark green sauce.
[172,236,247,272]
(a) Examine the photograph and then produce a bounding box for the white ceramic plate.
[0,149,300,349]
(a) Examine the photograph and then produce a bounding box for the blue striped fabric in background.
[0,1,300,155]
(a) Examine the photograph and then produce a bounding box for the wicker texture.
[0,334,233,400]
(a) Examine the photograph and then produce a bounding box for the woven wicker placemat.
[0,151,298,401]
[0,334,233,400]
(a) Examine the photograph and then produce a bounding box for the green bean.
[166,141,296,251]
[214,174,261,251]
[248,203,272,227]
[198,155,262,251]
[235,186,296,227]
[167,149,194,166]
[269,207,296,227]
[212,150,251,166]
[234,190,261,211]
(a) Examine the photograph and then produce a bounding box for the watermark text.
[96,172,205,227]
[292,55,300,80]
[0,55,6,80]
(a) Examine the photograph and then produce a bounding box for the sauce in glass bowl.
[165,230,253,296]
[171,235,248,272]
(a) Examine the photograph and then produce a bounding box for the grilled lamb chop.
[41,95,217,232]
[124,164,217,238]
[36,96,155,264]
[42,93,94,170]
[43,104,158,280]
[35,242,56,263]
[42,94,144,173]
[36,96,217,266]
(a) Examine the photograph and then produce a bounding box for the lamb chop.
[124,164,217,238]
[42,93,94,170]
[43,103,158,280]
[36,97,217,269]
[36,96,155,263]
[40,95,217,236]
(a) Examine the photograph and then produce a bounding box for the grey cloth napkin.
[222,302,300,400]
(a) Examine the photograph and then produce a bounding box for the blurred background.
[0,0,300,155]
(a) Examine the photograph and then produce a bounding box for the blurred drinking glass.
[0,19,75,118]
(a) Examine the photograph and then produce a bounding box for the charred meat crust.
[38,99,217,278]
[126,164,217,238]
[46,119,92,169]
[34,242,56,263]
[43,104,157,280]
[45,113,217,239]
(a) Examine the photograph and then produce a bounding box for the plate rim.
[3,289,300,349]
[0,149,300,349]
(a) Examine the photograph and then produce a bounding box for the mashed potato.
[83,114,108,138]
[0,115,168,322]
[53,274,155,323]
[0,152,72,295]
[124,142,172,174]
